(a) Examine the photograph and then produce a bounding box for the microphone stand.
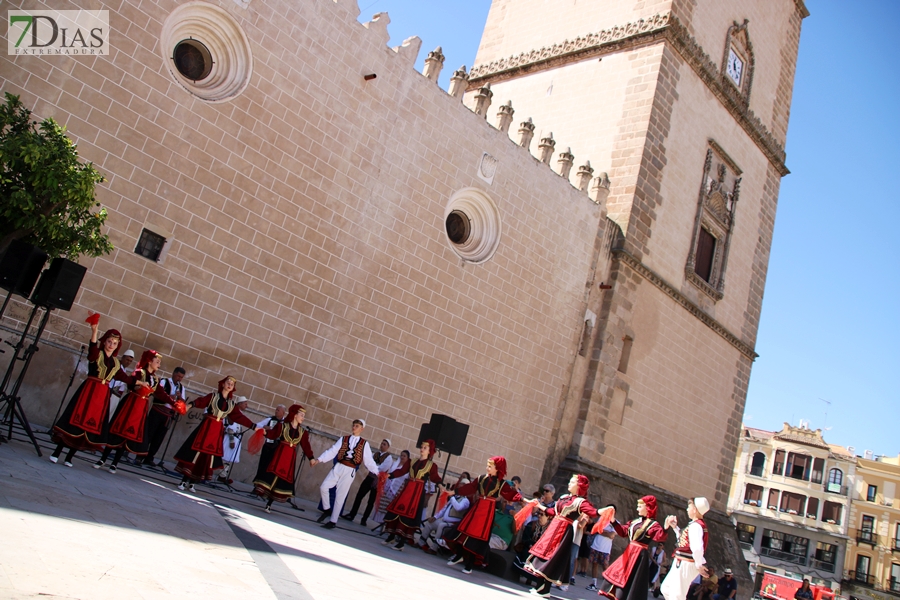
[52,344,86,426]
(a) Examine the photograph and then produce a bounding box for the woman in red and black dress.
[50,321,136,467]
[525,474,598,596]
[382,439,441,551]
[443,455,522,574]
[173,376,259,492]
[597,495,668,600]
[253,404,314,512]
[95,350,168,473]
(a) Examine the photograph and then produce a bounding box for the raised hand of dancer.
[664,515,678,529]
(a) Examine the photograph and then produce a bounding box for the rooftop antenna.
[819,398,831,429]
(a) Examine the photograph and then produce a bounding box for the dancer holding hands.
[253,404,314,512]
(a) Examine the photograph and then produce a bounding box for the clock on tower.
[726,48,744,87]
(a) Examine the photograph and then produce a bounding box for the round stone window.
[160,3,252,102]
[173,38,213,81]
[443,188,501,264]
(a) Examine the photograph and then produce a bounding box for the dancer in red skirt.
[525,474,598,596]
[94,350,169,473]
[253,404,314,512]
[172,376,260,492]
[382,439,441,551]
[597,495,668,600]
[443,455,522,574]
[50,320,137,467]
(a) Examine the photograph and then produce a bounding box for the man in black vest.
[341,437,392,526]
[142,366,187,467]
[310,419,379,529]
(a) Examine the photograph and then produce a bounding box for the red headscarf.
[490,455,507,480]
[286,404,306,423]
[575,474,590,496]
[133,349,161,375]
[98,329,122,357]
[217,376,237,399]
[420,439,437,458]
[639,495,658,519]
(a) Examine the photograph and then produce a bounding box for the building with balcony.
[728,423,856,590]
[842,453,900,600]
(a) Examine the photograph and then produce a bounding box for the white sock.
[593,578,598,585]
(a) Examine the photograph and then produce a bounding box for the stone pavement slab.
[0,436,608,599]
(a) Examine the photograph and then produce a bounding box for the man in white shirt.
[311,418,379,529]
[661,497,711,600]
[587,520,616,591]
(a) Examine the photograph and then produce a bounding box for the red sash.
[109,392,149,441]
[268,442,297,481]
[69,378,110,435]
[386,479,424,519]
[602,541,646,588]
[457,496,496,541]
[529,516,573,560]
[191,416,225,455]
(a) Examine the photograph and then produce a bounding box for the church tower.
[467,0,807,511]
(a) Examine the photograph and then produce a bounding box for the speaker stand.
[0,304,51,456]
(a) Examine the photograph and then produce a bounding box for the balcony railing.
[887,578,900,594]
[848,571,875,587]
[857,529,878,546]
[759,547,807,565]
[809,559,835,573]
[749,466,765,477]
[892,538,900,553]
[824,483,849,495]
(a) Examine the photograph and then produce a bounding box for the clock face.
[726,48,744,86]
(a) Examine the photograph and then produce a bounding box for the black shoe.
[360,519,367,527]
[322,521,336,529]
[340,513,355,521]
[316,509,332,523]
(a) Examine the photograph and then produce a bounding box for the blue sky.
[356,1,899,457]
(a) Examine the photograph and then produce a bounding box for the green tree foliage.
[0,92,112,259]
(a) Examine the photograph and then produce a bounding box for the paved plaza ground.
[0,433,617,600]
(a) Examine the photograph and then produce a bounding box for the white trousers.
[661,558,700,600]
[320,463,356,524]
[418,517,459,549]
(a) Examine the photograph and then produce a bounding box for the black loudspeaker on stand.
[416,413,469,517]
[0,252,86,456]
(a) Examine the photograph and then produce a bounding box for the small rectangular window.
[135,228,167,262]
[811,458,824,484]
[744,484,763,505]
[695,228,716,282]
[773,450,785,475]
[867,485,877,502]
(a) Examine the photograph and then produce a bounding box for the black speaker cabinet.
[30,257,86,311]
[0,240,48,298]
[416,414,469,457]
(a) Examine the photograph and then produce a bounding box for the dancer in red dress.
[382,439,441,551]
[253,404,314,512]
[597,495,668,600]
[443,455,522,574]
[173,376,260,492]
[95,350,169,473]
[50,321,136,467]
[525,474,598,596]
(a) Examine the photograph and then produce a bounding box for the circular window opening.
[173,38,213,81]
[446,210,471,245]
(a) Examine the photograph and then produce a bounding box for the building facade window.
[814,542,836,566]
[859,515,877,545]
[744,484,763,506]
[890,564,900,592]
[821,501,842,524]
[826,468,843,492]
[867,485,877,502]
[773,450,786,476]
[806,497,819,519]
[780,492,807,514]
[135,228,167,262]
[811,457,825,484]
[761,529,809,564]
[737,523,756,545]
[685,144,741,300]
[855,554,871,577]
[768,489,781,510]
[785,453,812,480]
[750,452,766,477]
